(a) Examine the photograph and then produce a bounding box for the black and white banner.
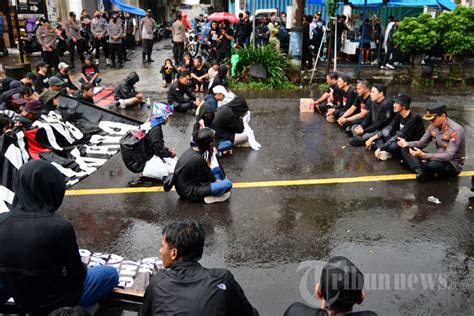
[0,95,141,213]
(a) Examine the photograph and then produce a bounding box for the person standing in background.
[140,9,156,64]
[65,12,85,69]
[91,10,110,66]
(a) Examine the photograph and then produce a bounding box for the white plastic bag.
[142,156,177,179]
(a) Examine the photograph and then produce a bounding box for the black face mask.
[112,18,117,22]
[95,15,100,18]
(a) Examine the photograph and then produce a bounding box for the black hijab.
[12,160,66,213]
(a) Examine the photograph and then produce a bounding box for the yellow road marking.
[64,171,474,196]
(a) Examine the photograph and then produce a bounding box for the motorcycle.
[154,22,171,42]
[19,27,42,55]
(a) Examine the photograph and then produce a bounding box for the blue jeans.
[79,77,102,86]
[210,167,232,196]
[80,266,119,310]
[218,140,233,153]
[0,266,119,310]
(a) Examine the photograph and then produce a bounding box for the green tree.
[436,6,474,59]
[394,14,439,54]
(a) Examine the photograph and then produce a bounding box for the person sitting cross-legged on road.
[314,72,342,115]
[284,256,376,316]
[129,103,177,187]
[364,93,425,161]
[79,55,102,87]
[174,128,232,204]
[397,103,465,183]
[139,220,258,315]
[114,71,145,109]
[348,84,394,147]
[0,160,119,315]
[167,72,201,113]
[326,74,357,123]
[213,96,250,155]
[337,79,372,131]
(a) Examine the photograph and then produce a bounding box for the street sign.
[17,0,46,15]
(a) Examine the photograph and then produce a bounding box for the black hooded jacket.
[208,65,228,92]
[0,160,86,315]
[213,96,248,144]
[192,102,216,144]
[115,72,139,100]
[167,80,197,105]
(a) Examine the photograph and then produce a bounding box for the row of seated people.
[313,72,465,183]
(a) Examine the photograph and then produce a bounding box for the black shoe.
[348,137,365,147]
[147,59,155,62]
[128,178,153,187]
[125,58,131,61]
[110,64,116,68]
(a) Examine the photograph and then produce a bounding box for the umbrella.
[207,12,239,24]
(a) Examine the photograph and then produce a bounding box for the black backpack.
[119,129,149,173]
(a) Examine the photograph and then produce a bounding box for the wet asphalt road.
[3,41,473,315]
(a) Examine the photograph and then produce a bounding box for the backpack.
[119,129,149,173]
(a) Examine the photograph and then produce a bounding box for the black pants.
[302,45,313,69]
[401,148,459,179]
[42,49,60,72]
[383,42,395,66]
[142,39,154,60]
[68,39,85,65]
[217,49,231,63]
[94,37,109,60]
[109,43,123,66]
[318,101,333,114]
[126,33,135,50]
[172,101,193,113]
[173,42,184,64]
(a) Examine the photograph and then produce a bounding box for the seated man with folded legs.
[174,128,232,204]
[114,71,145,109]
[337,79,371,132]
[364,93,425,160]
[285,256,376,316]
[348,84,394,147]
[0,160,119,314]
[397,103,465,183]
[326,74,357,123]
[168,72,201,114]
[314,72,342,115]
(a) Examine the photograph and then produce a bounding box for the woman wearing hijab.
[129,103,177,187]
[174,128,232,204]
[0,160,119,314]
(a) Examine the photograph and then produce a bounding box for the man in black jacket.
[213,96,248,152]
[114,71,145,109]
[349,84,394,147]
[364,93,425,160]
[140,220,258,315]
[167,72,201,113]
[56,62,78,95]
[0,160,119,314]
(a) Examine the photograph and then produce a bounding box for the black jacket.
[192,102,216,144]
[213,96,248,144]
[55,71,78,91]
[167,80,196,104]
[34,73,50,94]
[0,161,86,315]
[114,72,139,100]
[208,65,228,92]
[140,261,258,316]
[361,98,394,133]
[174,148,215,201]
[145,124,173,159]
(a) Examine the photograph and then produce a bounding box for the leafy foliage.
[231,44,292,89]
[436,6,474,57]
[394,14,439,53]
[228,79,296,91]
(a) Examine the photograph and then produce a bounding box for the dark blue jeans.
[0,266,119,311]
[210,167,232,196]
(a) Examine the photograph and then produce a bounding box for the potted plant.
[436,6,474,81]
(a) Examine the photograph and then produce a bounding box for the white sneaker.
[380,65,387,69]
[386,64,395,70]
[379,151,392,161]
[95,59,99,65]
[371,60,379,65]
[204,191,231,204]
[106,58,112,66]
